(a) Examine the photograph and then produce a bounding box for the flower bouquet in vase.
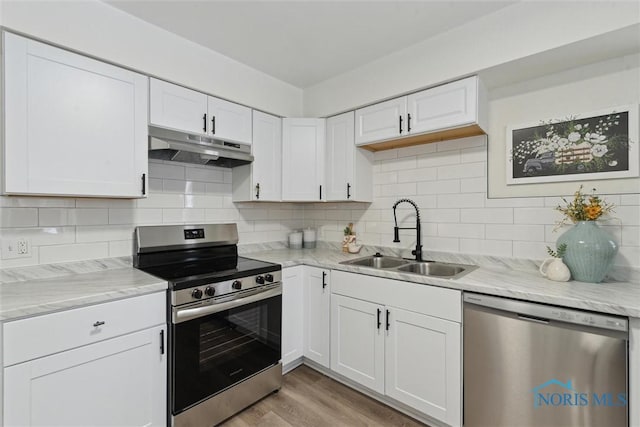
[555,186,617,283]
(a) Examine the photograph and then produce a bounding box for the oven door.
[171,284,282,415]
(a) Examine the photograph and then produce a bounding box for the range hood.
[148,126,253,168]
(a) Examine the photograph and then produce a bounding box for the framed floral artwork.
[506,104,639,185]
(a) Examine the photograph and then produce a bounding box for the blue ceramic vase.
[557,221,618,283]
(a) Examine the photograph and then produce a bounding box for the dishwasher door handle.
[517,314,550,325]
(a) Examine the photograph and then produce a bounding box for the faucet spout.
[392,198,423,261]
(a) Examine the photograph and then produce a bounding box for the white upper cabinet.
[407,76,478,134]
[282,118,325,201]
[150,78,252,145]
[325,112,373,202]
[355,97,407,145]
[207,97,252,145]
[232,111,282,201]
[3,32,148,198]
[355,76,487,149]
[149,78,208,135]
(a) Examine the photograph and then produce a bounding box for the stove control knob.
[192,289,203,299]
[204,287,215,297]
[255,275,265,285]
[232,280,242,290]
[265,274,274,283]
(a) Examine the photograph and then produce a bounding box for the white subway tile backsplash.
[437,223,485,239]
[40,242,109,264]
[486,224,545,241]
[2,138,638,269]
[513,241,549,260]
[163,179,207,194]
[76,225,134,243]
[149,162,185,180]
[185,195,224,209]
[380,157,416,172]
[70,209,109,226]
[162,208,205,223]
[460,177,486,193]
[38,208,71,226]
[437,193,485,208]
[460,208,513,224]
[459,238,513,257]
[1,208,38,227]
[109,240,133,257]
[0,196,75,208]
[185,167,225,183]
[136,193,184,208]
[109,209,163,225]
[437,162,485,180]
[418,179,460,195]
[514,208,562,225]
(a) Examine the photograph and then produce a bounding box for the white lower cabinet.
[331,270,462,427]
[331,294,384,393]
[2,292,166,427]
[303,267,331,367]
[282,266,304,367]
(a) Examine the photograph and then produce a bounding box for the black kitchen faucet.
[392,198,423,261]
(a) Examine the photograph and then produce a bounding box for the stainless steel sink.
[396,262,466,277]
[340,254,477,279]
[345,256,409,269]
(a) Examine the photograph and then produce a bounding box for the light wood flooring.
[220,365,427,427]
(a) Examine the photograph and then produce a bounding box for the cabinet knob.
[93,321,105,328]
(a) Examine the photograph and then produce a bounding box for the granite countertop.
[1,244,638,322]
[243,246,640,318]
[0,258,167,322]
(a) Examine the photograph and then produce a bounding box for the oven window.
[173,294,281,414]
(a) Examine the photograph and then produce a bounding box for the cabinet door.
[385,307,461,427]
[4,32,148,198]
[303,267,331,368]
[331,294,385,394]
[282,119,325,201]
[207,96,252,145]
[325,112,355,201]
[149,77,208,135]
[282,266,304,367]
[407,77,477,135]
[4,326,166,427]
[355,97,407,145]
[251,111,282,201]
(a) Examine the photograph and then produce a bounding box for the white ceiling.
[105,1,517,88]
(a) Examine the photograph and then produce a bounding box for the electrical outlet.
[1,238,32,259]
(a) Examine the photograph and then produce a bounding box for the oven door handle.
[173,285,282,323]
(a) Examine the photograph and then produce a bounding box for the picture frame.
[505,104,639,185]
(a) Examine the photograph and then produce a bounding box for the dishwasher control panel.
[464,293,628,332]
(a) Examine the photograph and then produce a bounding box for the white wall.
[303,1,640,117]
[0,0,303,117]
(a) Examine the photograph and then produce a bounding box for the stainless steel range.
[133,224,282,427]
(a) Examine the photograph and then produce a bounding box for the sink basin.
[396,262,466,277]
[344,255,409,269]
[340,254,477,279]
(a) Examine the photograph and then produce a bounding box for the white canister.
[288,231,303,249]
[303,228,317,249]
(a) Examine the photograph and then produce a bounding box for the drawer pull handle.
[93,321,105,327]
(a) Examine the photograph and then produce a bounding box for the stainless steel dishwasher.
[464,293,628,427]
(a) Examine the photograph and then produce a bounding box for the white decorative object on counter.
[303,228,317,249]
[288,231,303,249]
[539,257,571,282]
[347,243,362,254]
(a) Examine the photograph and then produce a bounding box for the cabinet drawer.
[3,292,166,367]
[332,270,461,322]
